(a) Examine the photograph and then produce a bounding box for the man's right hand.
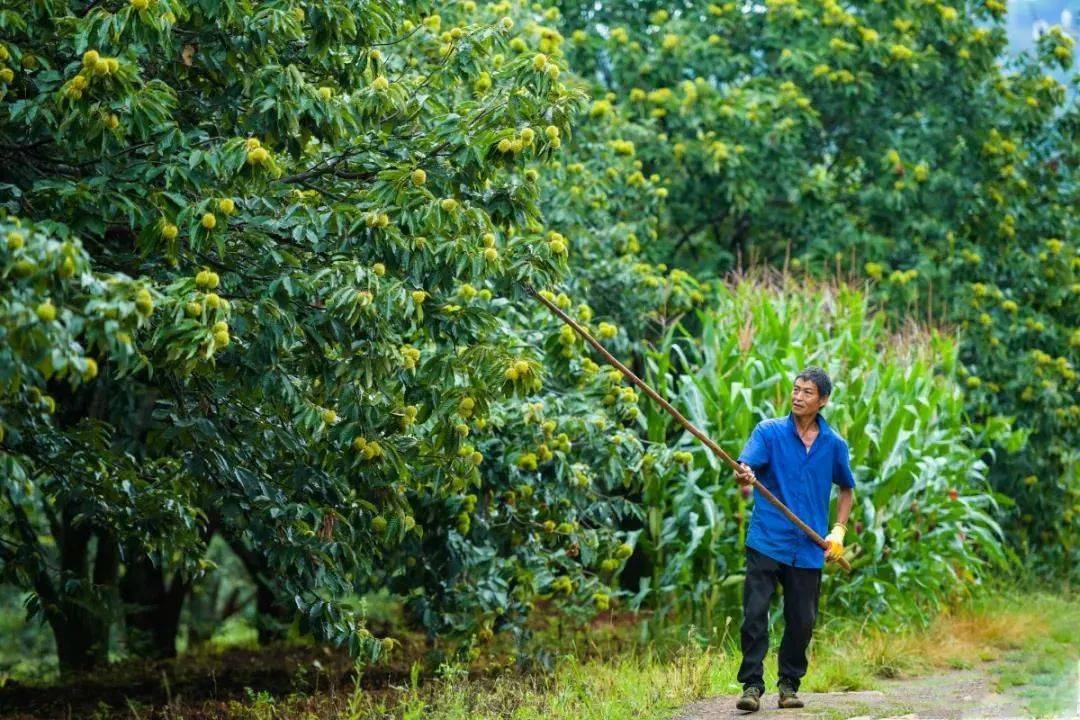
[734,462,755,487]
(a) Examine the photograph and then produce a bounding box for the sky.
[1006,0,1078,53]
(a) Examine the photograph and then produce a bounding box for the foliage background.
[552,0,1078,582]
[0,0,1075,685]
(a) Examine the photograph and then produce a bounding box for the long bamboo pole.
[524,284,852,573]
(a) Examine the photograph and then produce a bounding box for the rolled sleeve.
[738,423,770,473]
[833,439,856,489]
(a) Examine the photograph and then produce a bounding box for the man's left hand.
[824,523,846,561]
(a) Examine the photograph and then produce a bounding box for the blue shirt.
[738,411,856,569]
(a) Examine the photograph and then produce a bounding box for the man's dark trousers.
[737,545,822,693]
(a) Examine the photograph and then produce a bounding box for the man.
[731,366,855,712]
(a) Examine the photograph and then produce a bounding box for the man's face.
[792,378,828,416]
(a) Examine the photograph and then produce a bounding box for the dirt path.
[673,659,1078,720]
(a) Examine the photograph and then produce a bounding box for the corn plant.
[634,273,1023,637]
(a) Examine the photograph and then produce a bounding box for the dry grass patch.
[924,605,1046,658]
[828,592,1055,683]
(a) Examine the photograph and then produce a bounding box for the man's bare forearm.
[835,488,854,527]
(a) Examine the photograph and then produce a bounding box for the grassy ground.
[986,598,1079,719]
[347,587,1079,720]
[1,582,1076,719]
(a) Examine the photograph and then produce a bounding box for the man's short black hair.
[795,366,832,398]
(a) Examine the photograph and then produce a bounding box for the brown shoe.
[778,681,804,708]
[736,686,763,711]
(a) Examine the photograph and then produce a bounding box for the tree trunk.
[48,523,116,674]
[53,610,110,673]
[119,553,188,659]
[225,534,294,643]
[731,212,751,271]
[254,580,288,644]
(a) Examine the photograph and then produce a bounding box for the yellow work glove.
[824,523,846,561]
